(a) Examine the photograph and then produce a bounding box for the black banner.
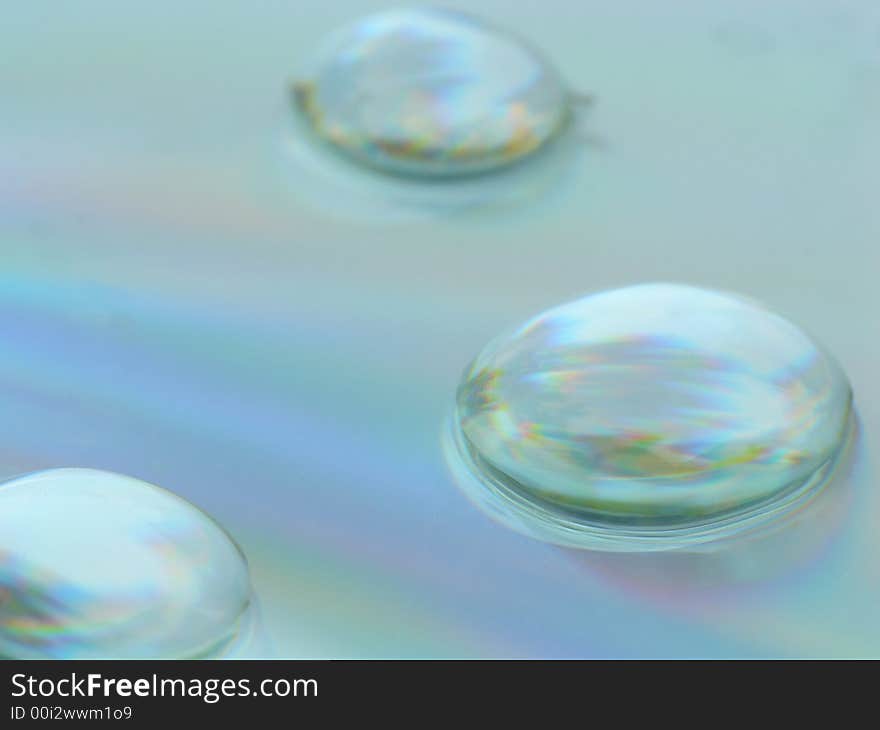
[0,659,852,723]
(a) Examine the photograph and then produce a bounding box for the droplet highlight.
[448,284,853,551]
[292,8,571,177]
[0,468,253,658]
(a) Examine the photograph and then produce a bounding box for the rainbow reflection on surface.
[1,0,879,658]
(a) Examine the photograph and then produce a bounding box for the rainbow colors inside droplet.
[0,468,253,658]
[449,284,853,551]
[293,8,571,177]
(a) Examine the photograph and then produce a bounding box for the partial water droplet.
[0,468,253,658]
[447,284,853,551]
[292,8,571,177]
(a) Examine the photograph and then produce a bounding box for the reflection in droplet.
[292,8,571,177]
[0,468,253,658]
[447,284,853,551]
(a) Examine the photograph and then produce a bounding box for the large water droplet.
[448,284,853,550]
[292,8,570,177]
[0,468,252,658]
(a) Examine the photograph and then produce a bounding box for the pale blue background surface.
[1,1,878,656]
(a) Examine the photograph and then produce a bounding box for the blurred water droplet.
[0,468,252,658]
[447,284,853,551]
[293,8,570,177]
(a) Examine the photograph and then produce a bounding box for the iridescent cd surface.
[3,1,879,658]
[292,8,570,177]
[451,284,853,550]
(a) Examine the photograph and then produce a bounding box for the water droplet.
[448,284,853,551]
[0,468,252,658]
[292,8,570,177]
